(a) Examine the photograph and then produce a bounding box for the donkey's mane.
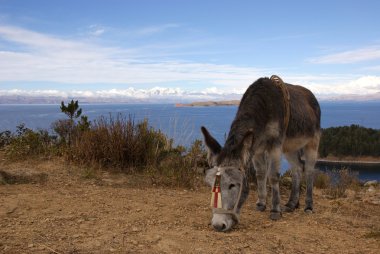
[217,77,286,165]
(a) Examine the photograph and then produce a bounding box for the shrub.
[323,168,360,198]
[70,114,172,170]
[0,130,12,148]
[4,124,56,159]
[314,170,330,189]
[68,114,208,188]
[51,119,72,144]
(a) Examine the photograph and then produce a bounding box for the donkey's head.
[201,126,250,232]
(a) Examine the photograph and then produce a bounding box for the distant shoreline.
[317,159,380,165]
[175,100,240,107]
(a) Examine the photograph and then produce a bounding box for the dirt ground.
[1,158,379,254]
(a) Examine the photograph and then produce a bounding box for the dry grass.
[68,114,207,188]
[322,168,361,199]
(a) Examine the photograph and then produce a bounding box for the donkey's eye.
[228,184,235,190]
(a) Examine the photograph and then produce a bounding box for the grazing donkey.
[202,75,321,231]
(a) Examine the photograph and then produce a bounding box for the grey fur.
[205,167,249,231]
[202,76,321,231]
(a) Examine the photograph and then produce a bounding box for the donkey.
[202,75,321,231]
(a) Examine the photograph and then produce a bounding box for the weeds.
[323,168,360,198]
[280,168,359,198]
[3,124,58,160]
[314,170,330,189]
[69,114,207,187]
[364,230,380,239]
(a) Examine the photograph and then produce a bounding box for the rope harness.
[210,167,244,223]
[270,75,291,132]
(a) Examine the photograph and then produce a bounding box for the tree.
[59,100,85,146]
[60,100,82,120]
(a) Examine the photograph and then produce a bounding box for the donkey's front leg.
[253,153,267,212]
[268,147,282,220]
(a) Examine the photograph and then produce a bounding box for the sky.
[0,0,380,102]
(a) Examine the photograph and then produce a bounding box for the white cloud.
[88,25,105,36]
[0,24,380,102]
[0,87,242,102]
[0,24,265,86]
[310,46,380,64]
[292,75,380,96]
[1,75,379,102]
[136,23,180,36]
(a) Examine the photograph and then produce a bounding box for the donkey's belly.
[282,136,312,153]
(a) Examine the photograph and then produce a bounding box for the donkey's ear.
[201,126,221,167]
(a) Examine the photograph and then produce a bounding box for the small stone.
[131,240,138,245]
[109,248,117,252]
[132,227,139,232]
[367,186,375,192]
[364,180,378,187]
[28,243,34,248]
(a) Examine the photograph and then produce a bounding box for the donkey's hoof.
[304,207,313,214]
[256,203,266,212]
[283,202,299,212]
[270,211,282,220]
[283,205,295,213]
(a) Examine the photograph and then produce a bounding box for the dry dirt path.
[0,159,379,253]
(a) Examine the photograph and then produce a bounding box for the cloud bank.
[310,46,380,64]
[1,24,380,103]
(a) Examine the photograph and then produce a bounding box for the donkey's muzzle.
[212,222,227,232]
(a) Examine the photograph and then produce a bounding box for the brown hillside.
[1,158,379,253]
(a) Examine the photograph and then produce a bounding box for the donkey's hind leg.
[283,151,304,212]
[268,146,282,220]
[303,134,320,213]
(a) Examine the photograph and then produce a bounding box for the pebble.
[364,180,378,187]
[28,243,34,248]
[367,186,375,192]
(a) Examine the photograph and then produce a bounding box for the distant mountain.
[0,87,243,104]
[0,89,379,104]
[175,100,240,107]
[323,92,380,101]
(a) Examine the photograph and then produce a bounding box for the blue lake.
[1,102,379,180]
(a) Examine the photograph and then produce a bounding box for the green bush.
[319,125,380,158]
[4,124,56,159]
[0,130,12,148]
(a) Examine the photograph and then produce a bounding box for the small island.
[175,100,240,107]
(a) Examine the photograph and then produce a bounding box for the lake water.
[1,102,379,180]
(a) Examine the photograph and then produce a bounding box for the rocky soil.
[1,158,379,253]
